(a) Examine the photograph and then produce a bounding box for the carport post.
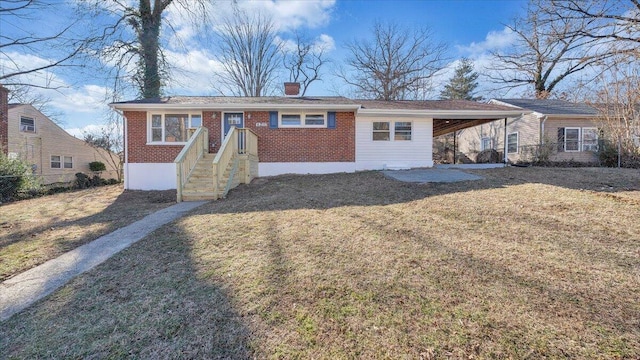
[453,130,457,164]
[503,118,508,164]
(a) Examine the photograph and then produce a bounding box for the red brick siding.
[244,111,355,162]
[0,86,8,154]
[125,110,355,163]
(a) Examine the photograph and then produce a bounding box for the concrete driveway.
[382,168,484,183]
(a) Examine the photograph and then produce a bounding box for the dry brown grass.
[0,185,176,281]
[1,167,639,359]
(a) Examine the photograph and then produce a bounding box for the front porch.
[175,126,259,202]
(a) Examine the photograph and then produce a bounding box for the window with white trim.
[63,156,73,169]
[50,155,73,169]
[373,122,390,141]
[279,112,326,127]
[373,121,412,141]
[20,116,35,133]
[565,127,580,151]
[507,132,518,153]
[481,137,491,150]
[51,155,61,168]
[148,113,202,143]
[582,127,598,151]
[394,122,412,141]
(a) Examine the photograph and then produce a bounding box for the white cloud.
[64,124,109,139]
[164,49,225,94]
[457,27,518,56]
[238,0,336,31]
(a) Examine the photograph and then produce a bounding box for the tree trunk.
[139,0,163,99]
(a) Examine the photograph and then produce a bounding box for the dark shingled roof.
[494,99,599,116]
[111,96,359,106]
[358,99,517,111]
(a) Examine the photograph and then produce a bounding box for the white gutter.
[109,103,361,111]
[540,115,548,147]
[357,108,529,118]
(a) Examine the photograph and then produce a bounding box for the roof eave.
[109,102,361,111]
[357,108,529,119]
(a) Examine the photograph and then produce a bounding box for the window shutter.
[269,111,278,128]
[557,127,565,152]
[327,112,336,129]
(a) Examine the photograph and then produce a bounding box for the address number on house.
[255,122,268,127]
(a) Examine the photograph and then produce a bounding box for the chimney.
[0,85,8,155]
[284,82,300,96]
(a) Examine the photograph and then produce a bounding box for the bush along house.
[109,84,525,201]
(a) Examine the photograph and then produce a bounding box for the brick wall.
[0,85,8,154]
[245,111,355,162]
[125,110,355,163]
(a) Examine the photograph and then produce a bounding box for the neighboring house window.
[148,113,202,143]
[394,122,412,141]
[20,116,35,133]
[564,127,580,151]
[279,112,326,127]
[373,122,390,141]
[507,132,519,153]
[63,156,73,169]
[51,155,61,168]
[582,127,598,151]
[481,137,492,150]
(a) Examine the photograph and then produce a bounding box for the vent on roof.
[284,82,300,96]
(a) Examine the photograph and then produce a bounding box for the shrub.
[89,161,106,172]
[0,154,40,202]
[75,173,91,189]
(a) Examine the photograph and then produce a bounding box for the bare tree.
[77,0,212,99]
[282,33,329,96]
[213,12,282,97]
[0,1,95,89]
[338,21,447,101]
[550,0,640,52]
[589,62,640,166]
[488,0,617,99]
[83,111,124,181]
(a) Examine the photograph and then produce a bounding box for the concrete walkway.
[0,201,207,322]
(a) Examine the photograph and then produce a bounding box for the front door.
[223,113,244,137]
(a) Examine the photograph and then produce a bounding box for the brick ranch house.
[109,95,524,200]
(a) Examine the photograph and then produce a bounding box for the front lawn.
[1,168,639,358]
[0,185,176,281]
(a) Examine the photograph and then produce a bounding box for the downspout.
[503,118,508,165]
[113,108,128,190]
[540,115,548,147]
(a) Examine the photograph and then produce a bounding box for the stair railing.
[212,126,238,197]
[174,127,209,202]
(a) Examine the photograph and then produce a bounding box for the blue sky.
[1,0,528,137]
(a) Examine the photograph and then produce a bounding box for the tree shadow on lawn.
[0,188,176,281]
[0,221,253,359]
[206,167,640,216]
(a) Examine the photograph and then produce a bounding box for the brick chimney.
[284,82,300,96]
[0,85,8,155]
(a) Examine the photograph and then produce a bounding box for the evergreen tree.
[440,58,482,101]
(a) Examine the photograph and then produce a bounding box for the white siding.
[356,116,433,170]
[126,163,175,190]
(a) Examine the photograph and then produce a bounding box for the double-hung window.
[582,127,598,151]
[51,155,61,169]
[279,112,326,127]
[20,116,35,133]
[507,132,518,153]
[564,127,580,151]
[373,122,390,141]
[394,122,412,140]
[481,137,492,151]
[149,113,202,143]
